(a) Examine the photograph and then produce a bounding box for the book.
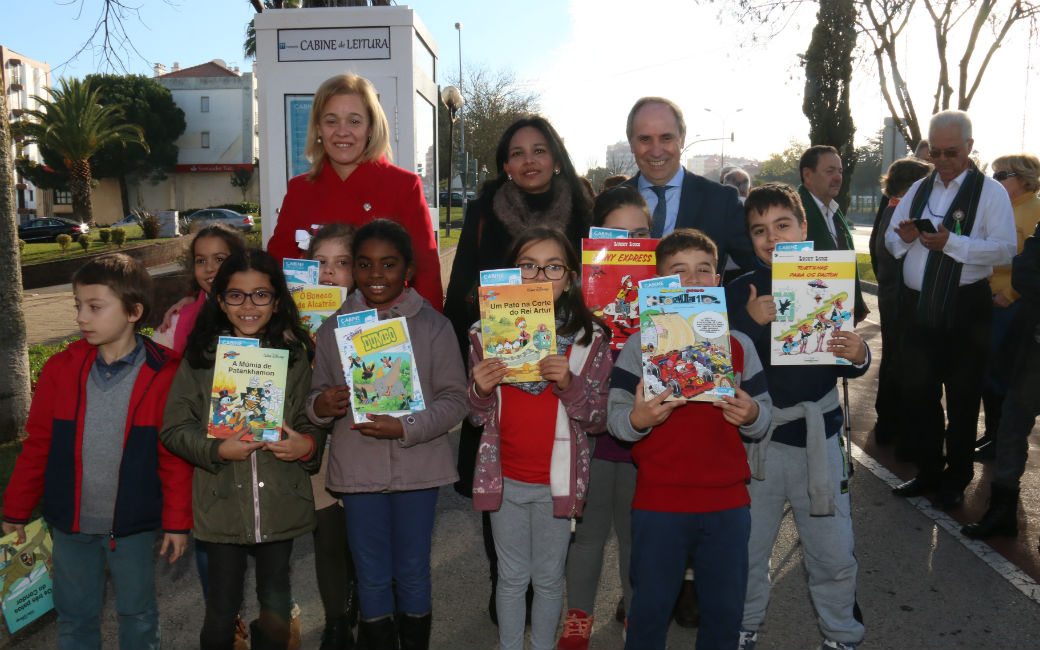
[770,249,857,365]
[479,268,523,286]
[337,316,426,423]
[477,281,556,382]
[638,275,681,291]
[588,226,631,239]
[639,285,736,402]
[775,241,815,252]
[283,258,320,286]
[291,285,348,342]
[333,309,379,420]
[0,519,54,634]
[208,337,290,441]
[581,238,658,350]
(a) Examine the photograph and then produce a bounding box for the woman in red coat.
[267,73,443,309]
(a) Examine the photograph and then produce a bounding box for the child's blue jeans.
[342,488,439,620]
[52,527,160,650]
[626,506,750,650]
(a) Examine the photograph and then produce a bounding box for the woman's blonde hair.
[992,153,1040,194]
[305,74,392,180]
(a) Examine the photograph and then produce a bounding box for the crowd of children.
[2,180,870,650]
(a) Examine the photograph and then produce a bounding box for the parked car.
[18,217,89,242]
[111,213,142,228]
[185,208,255,233]
[439,191,475,207]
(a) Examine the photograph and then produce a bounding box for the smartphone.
[913,218,937,234]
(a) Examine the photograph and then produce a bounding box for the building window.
[201,131,210,148]
[201,96,210,113]
[54,190,72,205]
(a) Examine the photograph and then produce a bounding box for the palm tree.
[245,0,301,59]
[14,78,147,225]
[0,90,31,443]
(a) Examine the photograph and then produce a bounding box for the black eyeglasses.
[221,289,275,306]
[929,148,962,159]
[518,263,570,280]
[993,171,1019,182]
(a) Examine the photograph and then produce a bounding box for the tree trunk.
[119,173,130,218]
[68,158,95,226]
[0,90,32,443]
[803,0,857,214]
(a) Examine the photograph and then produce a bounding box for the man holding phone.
[885,110,1016,510]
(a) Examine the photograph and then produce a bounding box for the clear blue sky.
[5,1,1036,166]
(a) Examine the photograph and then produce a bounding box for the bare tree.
[0,90,31,443]
[605,148,636,177]
[730,1,1040,148]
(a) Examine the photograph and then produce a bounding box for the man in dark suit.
[798,145,869,322]
[623,97,755,273]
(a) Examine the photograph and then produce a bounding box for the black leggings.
[200,539,293,650]
[313,503,357,618]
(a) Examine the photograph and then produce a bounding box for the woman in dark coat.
[442,116,593,624]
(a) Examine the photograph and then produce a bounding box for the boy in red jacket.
[607,229,772,650]
[2,254,192,650]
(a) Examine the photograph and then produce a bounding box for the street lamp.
[703,107,743,172]
[441,85,463,235]
[455,22,467,212]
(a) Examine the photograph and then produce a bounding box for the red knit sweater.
[267,158,444,310]
[630,341,750,513]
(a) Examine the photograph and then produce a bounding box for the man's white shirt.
[884,169,1015,291]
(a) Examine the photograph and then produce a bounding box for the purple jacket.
[467,326,612,518]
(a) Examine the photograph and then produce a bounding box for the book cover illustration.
[639,286,736,402]
[477,281,556,383]
[334,309,379,417]
[771,249,857,366]
[582,239,658,350]
[0,519,54,634]
[291,285,348,341]
[479,268,522,286]
[283,258,320,287]
[340,316,426,422]
[208,339,290,441]
[638,274,681,291]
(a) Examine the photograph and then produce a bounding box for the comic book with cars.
[477,281,557,383]
[208,336,289,442]
[0,519,54,633]
[639,285,736,402]
[336,316,426,423]
[582,239,658,351]
[770,248,857,366]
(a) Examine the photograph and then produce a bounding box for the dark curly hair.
[187,224,247,295]
[184,249,314,368]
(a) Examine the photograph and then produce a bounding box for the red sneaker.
[557,609,594,650]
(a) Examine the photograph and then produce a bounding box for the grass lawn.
[21,225,148,265]
[857,253,877,284]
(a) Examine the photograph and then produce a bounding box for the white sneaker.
[737,629,758,650]
[820,640,856,650]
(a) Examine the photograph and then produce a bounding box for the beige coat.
[307,289,468,493]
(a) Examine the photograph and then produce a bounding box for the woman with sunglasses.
[963,153,1040,542]
[443,116,594,625]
